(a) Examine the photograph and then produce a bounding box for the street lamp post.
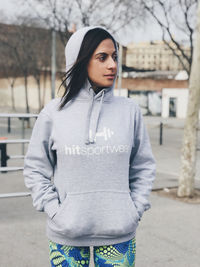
[118,43,123,96]
[51,28,56,99]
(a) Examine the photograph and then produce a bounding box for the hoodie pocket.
[48,191,140,239]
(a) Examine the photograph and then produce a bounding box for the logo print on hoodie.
[89,127,114,142]
[64,127,129,156]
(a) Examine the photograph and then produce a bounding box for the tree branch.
[142,0,193,75]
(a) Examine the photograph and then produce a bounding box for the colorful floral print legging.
[49,237,136,267]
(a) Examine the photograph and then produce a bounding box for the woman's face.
[87,38,117,89]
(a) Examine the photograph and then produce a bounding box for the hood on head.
[65,26,118,74]
[64,26,119,146]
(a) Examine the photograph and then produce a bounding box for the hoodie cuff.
[44,198,60,219]
[133,200,146,219]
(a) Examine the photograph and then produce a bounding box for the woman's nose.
[107,57,117,70]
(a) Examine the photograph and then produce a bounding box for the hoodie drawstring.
[85,89,105,145]
[84,95,94,145]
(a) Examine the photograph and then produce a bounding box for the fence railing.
[0,113,38,198]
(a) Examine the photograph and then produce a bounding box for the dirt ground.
[152,187,200,204]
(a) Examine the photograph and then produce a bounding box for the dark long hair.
[58,28,117,110]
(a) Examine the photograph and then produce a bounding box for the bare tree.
[138,0,199,197]
[31,31,51,112]
[16,0,144,102]
[139,0,198,76]
[4,25,33,115]
[178,0,200,197]
[25,24,52,112]
[0,23,46,115]
[18,0,73,47]
[73,0,142,34]
[0,42,18,111]
[19,0,144,45]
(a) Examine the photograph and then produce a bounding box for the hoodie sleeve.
[129,104,156,220]
[23,111,60,219]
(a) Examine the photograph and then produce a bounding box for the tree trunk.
[42,70,47,109]
[10,80,16,111]
[36,77,42,112]
[24,75,29,114]
[177,1,200,197]
[24,75,30,128]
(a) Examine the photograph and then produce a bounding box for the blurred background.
[0,0,196,115]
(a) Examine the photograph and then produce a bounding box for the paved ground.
[0,115,200,267]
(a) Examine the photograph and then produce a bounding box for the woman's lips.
[104,74,116,79]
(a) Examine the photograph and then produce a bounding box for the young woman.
[24,26,156,266]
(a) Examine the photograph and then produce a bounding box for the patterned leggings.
[49,237,136,267]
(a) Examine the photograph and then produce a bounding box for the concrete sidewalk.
[0,115,200,266]
[0,191,199,267]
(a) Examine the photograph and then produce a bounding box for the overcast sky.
[0,0,16,17]
[0,0,163,45]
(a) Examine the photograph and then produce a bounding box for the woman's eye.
[99,56,106,62]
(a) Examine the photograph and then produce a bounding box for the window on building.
[169,97,177,117]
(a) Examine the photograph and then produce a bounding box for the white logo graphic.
[89,127,114,142]
[64,144,129,156]
[64,127,129,156]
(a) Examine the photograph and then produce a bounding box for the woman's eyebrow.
[95,52,108,56]
[95,51,117,56]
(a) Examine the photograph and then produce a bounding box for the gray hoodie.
[23,26,156,246]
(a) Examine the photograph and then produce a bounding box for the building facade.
[126,41,190,71]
